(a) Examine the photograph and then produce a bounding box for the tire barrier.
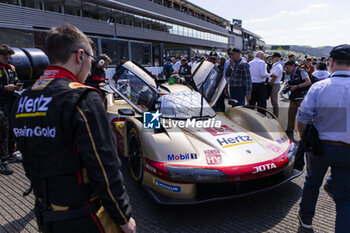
[10,48,49,87]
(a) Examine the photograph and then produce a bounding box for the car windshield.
[111,67,157,109]
[158,92,216,119]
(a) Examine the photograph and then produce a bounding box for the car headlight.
[287,142,298,165]
[166,165,228,183]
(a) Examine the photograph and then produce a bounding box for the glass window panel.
[123,13,133,26]
[82,2,98,19]
[22,0,44,9]
[0,0,20,5]
[0,28,34,48]
[45,0,63,13]
[134,15,143,28]
[143,17,152,29]
[101,38,118,66]
[110,10,123,24]
[130,42,151,66]
[183,27,188,37]
[178,25,183,36]
[64,0,81,16]
[89,37,99,53]
[97,6,112,21]
[166,22,173,33]
[116,40,129,64]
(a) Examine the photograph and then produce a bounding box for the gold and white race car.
[104,60,303,204]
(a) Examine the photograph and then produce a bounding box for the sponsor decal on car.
[143,110,161,129]
[276,135,288,144]
[13,126,56,138]
[252,163,277,174]
[167,153,197,161]
[266,144,283,153]
[204,149,222,165]
[204,125,237,136]
[145,163,157,174]
[153,179,181,192]
[216,135,255,148]
[15,95,52,118]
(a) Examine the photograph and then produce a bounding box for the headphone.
[98,55,109,66]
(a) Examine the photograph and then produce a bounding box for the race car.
[104,60,303,205]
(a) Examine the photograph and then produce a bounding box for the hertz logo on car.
[15,95,52,118]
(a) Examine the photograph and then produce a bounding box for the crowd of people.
[0,23,349,233]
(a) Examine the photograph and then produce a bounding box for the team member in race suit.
[0,44,23,175]
[11,24,136,233]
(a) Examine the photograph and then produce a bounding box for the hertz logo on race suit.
[15,95,52,118]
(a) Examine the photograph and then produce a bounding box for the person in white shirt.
[312,62,330,81]
[248,51,274,114]
[269,52,284,117]
[173,57,182,72]
[296,44,350,232]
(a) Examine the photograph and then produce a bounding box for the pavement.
[0,93,336,233]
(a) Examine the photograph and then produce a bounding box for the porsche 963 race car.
[104,60,303,204]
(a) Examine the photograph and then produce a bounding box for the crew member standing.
[0,44,23,175]
[269,53,284,117]
[11,24,136,233]
[284,61,311,136]
[225,48,252,106]
[297,44,350,233]
[85,53,112,90]
[248,51,271,114]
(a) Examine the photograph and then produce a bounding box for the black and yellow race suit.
[11,66,132,233]
[0,63,19,160]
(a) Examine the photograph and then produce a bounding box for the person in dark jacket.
[11,24,136,233]
[0,44,23,175]
[85,53,112,90]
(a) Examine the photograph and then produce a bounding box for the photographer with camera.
[284,60,311,136]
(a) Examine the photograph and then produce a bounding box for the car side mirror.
[118,109,135,116]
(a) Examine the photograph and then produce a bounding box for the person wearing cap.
[225,48,252,105]
[284,60,311,136]
[296,44,350,232]
[269,52,284,117]
[300,57,315,78]
[248,51,274,114]
[0,44,23,175]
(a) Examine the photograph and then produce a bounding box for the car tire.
[127,127,143,183]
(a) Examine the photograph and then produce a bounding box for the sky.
[188,0,350,47]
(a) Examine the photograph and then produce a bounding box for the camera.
[282,85,291,94]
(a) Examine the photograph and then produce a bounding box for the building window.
[22,0,44,9]
[82,2,98,20]
[134,15,143,28]
[0,28,34,48]
[44,0,63,13]
[130,42,151,66]
[0,0,20,5]
[123,13,133,26]
[64,0,81,16]
[101,38,118,65]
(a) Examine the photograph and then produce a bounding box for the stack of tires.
[10,48,49,88]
